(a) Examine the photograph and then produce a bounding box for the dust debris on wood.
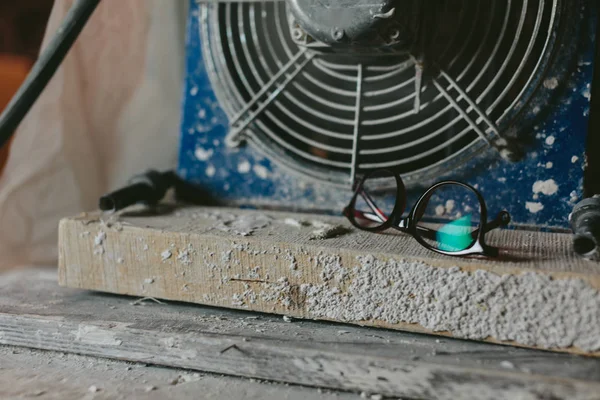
[161,250,172,261]
[216,214,273,236]
[130,297,165,306]
[309,221,352,240]
[501,360,516,370]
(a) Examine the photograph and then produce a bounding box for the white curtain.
[0,0,186,269]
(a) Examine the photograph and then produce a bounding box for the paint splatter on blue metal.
[178,0,597,229]
[177,2,349,214]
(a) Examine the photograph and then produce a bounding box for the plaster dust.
[253,164,269,179]
[174,209,351,240]
[543,77,559,89]
[525,202,544,214]
[280,218,351,240]
[205,164,216,177]
[532,179,559,196]
[237,160,252,174]
[94,231,107,246]
[283,218,306,228]
[309,223,351,240]
[216,214,273,236]
[161,250,172,261]
[300,255,600,352]
[194,147,213,161]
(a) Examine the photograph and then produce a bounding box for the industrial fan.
[179,0,597,227]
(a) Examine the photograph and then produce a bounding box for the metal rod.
[414,62,424,114]
[350,64,364,184]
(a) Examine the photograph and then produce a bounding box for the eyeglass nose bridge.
[397,217,410,230]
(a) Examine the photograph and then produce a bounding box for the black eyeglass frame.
[343,169,511,257]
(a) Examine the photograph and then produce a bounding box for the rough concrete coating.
[60,207,600,355]
[301,255,600,352]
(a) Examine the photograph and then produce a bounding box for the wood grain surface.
[57,206,600,357]
[3,268,600,400]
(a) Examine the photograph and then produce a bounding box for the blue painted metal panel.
[178,1,597,229]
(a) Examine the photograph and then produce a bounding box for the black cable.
[0,0,102,149]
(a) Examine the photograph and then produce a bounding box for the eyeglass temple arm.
[351,209,386,224]
[354,190,390,223]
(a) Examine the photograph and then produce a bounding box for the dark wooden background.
[0,0,53,173]
[0,0,54,58]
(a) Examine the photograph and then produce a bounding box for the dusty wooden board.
[0,345,356,400]
[3,269,600,400]
[58,206,600,357]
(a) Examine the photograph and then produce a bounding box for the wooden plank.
[0,345,357,400]
[58,206,600,356]
[3,269,600,400]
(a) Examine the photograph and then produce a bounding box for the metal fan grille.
[200,0,564,186]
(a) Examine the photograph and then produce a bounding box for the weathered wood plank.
[2,269,600,400]
[57,206,600,356]
[0,345,357,400]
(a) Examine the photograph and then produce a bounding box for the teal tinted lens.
[436,214,475,251]
[416,184,481,252]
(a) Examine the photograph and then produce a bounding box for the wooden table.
[2,268,600,400]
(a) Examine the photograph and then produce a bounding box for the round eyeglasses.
[343,169,511,257]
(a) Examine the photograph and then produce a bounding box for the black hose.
[99,170,178,212]
[99,170,221,212]
[0,0,102,149]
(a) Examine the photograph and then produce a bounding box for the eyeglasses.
[343,169,511,257]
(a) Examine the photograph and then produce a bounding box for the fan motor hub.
[286,0,416,50]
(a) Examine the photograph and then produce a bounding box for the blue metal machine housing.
[178,0,598,229]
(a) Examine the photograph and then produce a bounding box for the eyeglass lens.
[415,184,482,252]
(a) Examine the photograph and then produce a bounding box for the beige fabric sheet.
[0,0,187,268]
